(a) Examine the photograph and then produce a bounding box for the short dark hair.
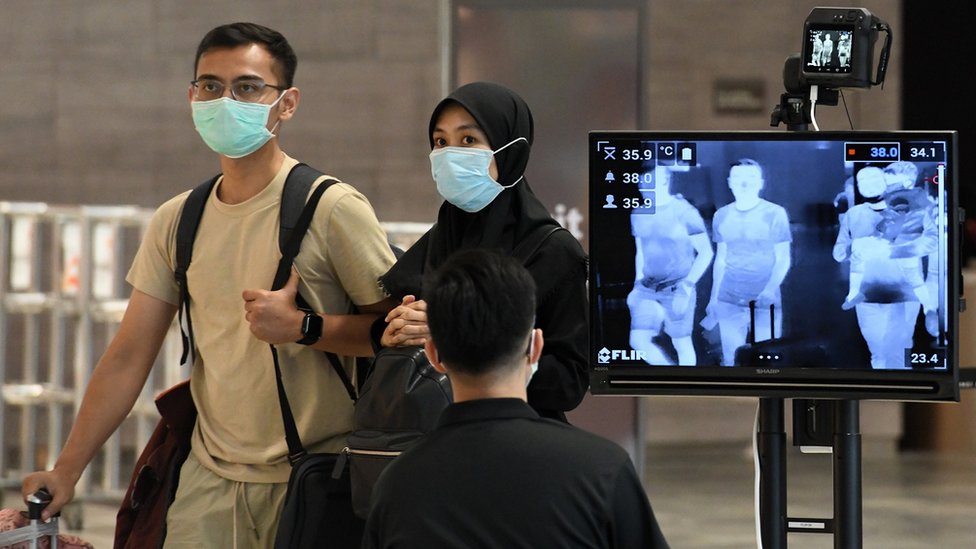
[424,249,536,375]
[730,158,763,177]
[194,22,298,88]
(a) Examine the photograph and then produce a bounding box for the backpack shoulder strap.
[175,174,220,365]
[270,164,357,404]
[512,224,565,265]
[273,163,339,289]
[279,163,330,253]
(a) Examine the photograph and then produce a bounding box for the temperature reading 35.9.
[621,148,654,161]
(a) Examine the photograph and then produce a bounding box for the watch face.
[299,312,323,344]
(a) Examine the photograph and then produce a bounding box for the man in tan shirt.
[22,22,395,548]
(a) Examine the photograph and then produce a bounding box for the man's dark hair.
[424,249,536,375]
[730,157,763,177]
[194,22,298,88]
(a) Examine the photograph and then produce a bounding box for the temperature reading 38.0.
[870,146,898,159]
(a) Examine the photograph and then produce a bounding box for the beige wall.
[0,0,902,218]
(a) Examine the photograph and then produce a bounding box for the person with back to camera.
[363,248,670,549]
[21,22,396,547]
[376,81,589,421]
[706,158,792,366]
[627,163,713,365]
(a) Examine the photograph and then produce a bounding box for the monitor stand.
[758,398,863,548]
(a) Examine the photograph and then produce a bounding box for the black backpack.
[337,224,566,519]
[174,163,359,400]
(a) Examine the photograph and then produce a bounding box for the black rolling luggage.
[733,300,831,368]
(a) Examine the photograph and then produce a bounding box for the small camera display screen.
[803,24,855,74]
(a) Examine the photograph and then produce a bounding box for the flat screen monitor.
[588,130,960,401]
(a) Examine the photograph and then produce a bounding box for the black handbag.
[269,179,363,549]
[338,346,452,518]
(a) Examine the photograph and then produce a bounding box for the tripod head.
[770,55,839,131]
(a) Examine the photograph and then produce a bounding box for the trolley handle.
[26,488,53,521]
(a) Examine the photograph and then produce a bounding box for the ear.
[425,339,448,375]
[277,87,300,121]
[187,85,195,104]
[528,328,544,364]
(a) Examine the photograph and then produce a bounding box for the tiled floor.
[4,442,974,548]
[645,442,976,548]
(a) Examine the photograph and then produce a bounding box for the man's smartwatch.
[296,309,323,346]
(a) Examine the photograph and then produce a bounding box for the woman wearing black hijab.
[378,81,589,421]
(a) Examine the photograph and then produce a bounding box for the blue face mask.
[191,93,284,158]
[429,137,527,212]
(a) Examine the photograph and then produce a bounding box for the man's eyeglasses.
[190,78,287,103]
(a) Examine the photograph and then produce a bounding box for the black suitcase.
[733,301,831,368]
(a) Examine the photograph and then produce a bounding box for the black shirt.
[363,398,669,549]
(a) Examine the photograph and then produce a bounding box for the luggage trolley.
[0,489,58,548]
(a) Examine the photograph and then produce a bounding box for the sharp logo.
[597,347,647,363]
[756,368,781,375]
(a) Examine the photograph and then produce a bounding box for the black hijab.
[380,81,563,298]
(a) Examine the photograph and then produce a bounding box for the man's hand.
[243,267,305,344]
[21,469,75,521]
[756,287,778,308]
[381,295,429,347]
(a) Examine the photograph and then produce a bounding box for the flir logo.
[597,347,647,363]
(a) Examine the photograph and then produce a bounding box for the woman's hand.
[381,295,429,347]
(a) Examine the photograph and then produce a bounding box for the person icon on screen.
[626,165,713,365]
[604,194,618,208]
[707,159,792,366]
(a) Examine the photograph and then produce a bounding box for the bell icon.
[605,170,615,182]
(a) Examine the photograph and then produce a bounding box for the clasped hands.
[381,295,429,347]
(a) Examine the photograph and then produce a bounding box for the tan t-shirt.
[126,155,395,483]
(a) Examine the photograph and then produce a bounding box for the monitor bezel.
[587,129,961,402]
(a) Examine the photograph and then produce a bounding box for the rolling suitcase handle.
[747,300,777,344]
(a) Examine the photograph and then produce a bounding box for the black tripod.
[760,54,864,549]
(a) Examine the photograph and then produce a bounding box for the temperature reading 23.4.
[906,349,945,367]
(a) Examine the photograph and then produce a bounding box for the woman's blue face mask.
[429,137,527,212]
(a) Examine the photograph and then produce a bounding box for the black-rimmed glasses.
[190,78,286,103]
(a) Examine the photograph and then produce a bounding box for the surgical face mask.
[526,328,539,387]
[191,92,284,158]
[429,137,527,212]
